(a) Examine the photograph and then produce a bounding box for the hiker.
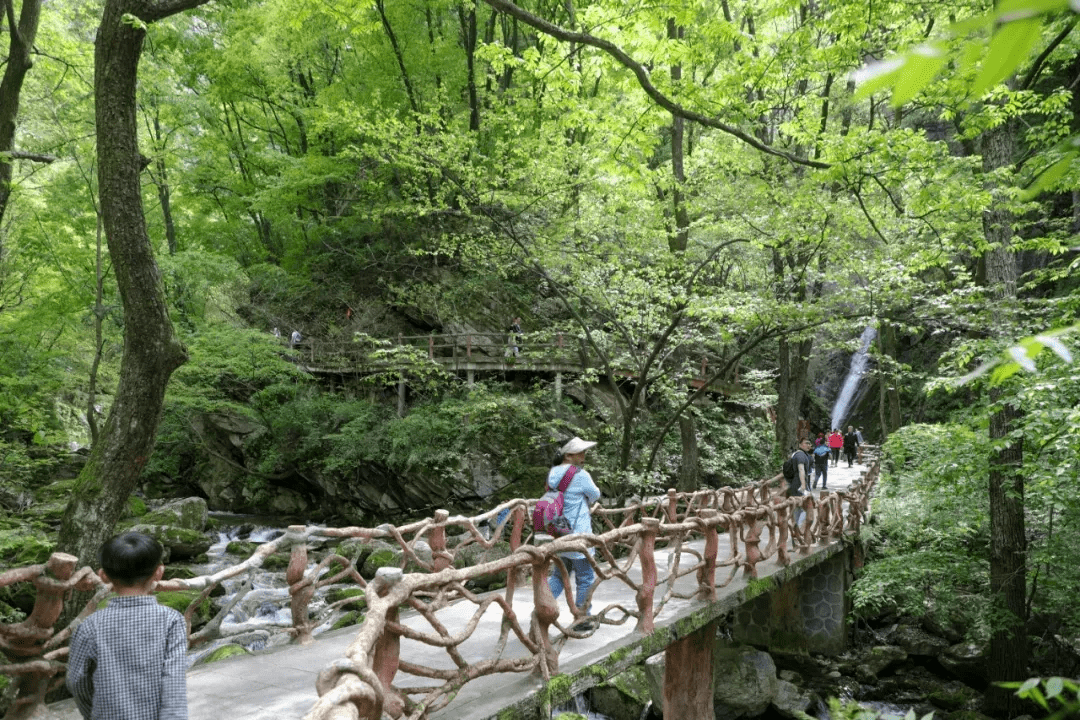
[812,439,830,489]
[827,428,843,467]
[788,437,813,527]
[67,532,188,720]
[547,436,601,632]
[290,329,302,348]
[507,317,522,358]
[844,425,859,467]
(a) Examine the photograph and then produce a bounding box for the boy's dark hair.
[99,532,164,586]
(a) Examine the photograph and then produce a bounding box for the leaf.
[972,18,1043,96]
[852,58,905,100]
[1035,334,1074,363]
[997,0,1069,21]
[1046,677,1064,698]
[1019,153,1076,201]
[891,47,949,107]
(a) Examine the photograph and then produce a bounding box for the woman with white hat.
[547,436,601,632]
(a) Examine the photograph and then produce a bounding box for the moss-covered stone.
[162,566,196,581]
[202,644,250,663]
[127,495,148,518]
[0,527,53,565]
[261,553,291,571]
[155,591,213,629]
[331,610,363,630]
[226,541,259,557]
[128,524,212,560]
[327,588,367,609]
[141,498,208,531]
[361,546,402,579]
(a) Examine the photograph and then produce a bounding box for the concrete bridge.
[14,460,877,720]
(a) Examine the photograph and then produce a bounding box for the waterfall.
[830,325,877,431]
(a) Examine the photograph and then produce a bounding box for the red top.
[828,432,843,449]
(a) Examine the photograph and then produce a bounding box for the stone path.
[43,460,870,720]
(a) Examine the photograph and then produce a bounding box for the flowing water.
[830,325,877,431]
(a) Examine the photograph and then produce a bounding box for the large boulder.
[588,665,651,720]
[854,645,907,682]
[886,624,950,657]
[772,679,814,719]
[142,497,208,531]
[642,652,665,709]
[712,646,779,720]
[453,541,512,591]
[939,643,987,687]
[127,524,212,561]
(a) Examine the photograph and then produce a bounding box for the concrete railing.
[0,462,879,720]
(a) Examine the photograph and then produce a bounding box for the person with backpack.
[782,437,813,527]
[812,440,830,489]
[544,436,601,632]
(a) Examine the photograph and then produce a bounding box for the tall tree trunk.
[0,0,44,234]
[57,0,203,566]
[981,118,1028,717]
[150,114,179,255]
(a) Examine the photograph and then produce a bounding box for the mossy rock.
[141,498,208,531]
[930,685,980,712]
[261,553,291,571]
[34,479,79,505]
[331,610,364,630]
[202,644,250,663]
[127,524,212,561]
[126,495,148,518]
[335,538,377,569]
[327,588,367,610]
[226,541,260,557]
[162,566,196,581]
[0,599,26,624]
[0,527,53,566]
[454,541,512,591]
[156,590,214,629]
[361,545,402,579]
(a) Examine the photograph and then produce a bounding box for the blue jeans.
[548,556,595,616]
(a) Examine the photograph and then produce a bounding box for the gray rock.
[126,524,211,560]
[712,646,779,719]
[588,666,651,720]
[887,624,950,656]
[859,645,907,680]
[642,652,665,709]
[772,679,814,719]
[939,643,987,686]
[141,497,208,531]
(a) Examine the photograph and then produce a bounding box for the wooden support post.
[467,334,472,358]
[286,526,315,644]
[555,372,562,400]
[636,518,659,633]
[698,509,718,601]
[397,374,406,417]
[467,369,474,386]
[428,335,434,360]
[431,510,450,572]
[664,619,717,720]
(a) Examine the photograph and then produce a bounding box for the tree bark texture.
[981,118,1028,717]
[57,0,197,566]
[0,0,44,235]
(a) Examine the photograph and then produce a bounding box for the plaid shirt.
[66,596,188,720]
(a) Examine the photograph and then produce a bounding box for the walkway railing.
[0,456,878,720]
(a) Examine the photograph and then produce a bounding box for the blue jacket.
[547,464,600,558]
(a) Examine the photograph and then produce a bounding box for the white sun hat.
[561,436,597,455]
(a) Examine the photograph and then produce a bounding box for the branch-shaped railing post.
[286,525,316,644]
[430,510,450,572]
[636,518,659,633]
[742,511,764,578]
[369,568,404,718]
[507,505,526,591]
[3,553,82,720]
[697,510,718,601]
[526,543,559,679]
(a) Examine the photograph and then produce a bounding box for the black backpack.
[782,451,799,480]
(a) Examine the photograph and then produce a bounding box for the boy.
[66,532,188,720]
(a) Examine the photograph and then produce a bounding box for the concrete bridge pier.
[731,549,851,655]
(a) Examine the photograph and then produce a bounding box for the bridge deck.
[43,462,869,720]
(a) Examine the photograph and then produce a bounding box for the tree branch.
[7,150,56,163]
[481,0,831,169]
[142,0,211,22]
